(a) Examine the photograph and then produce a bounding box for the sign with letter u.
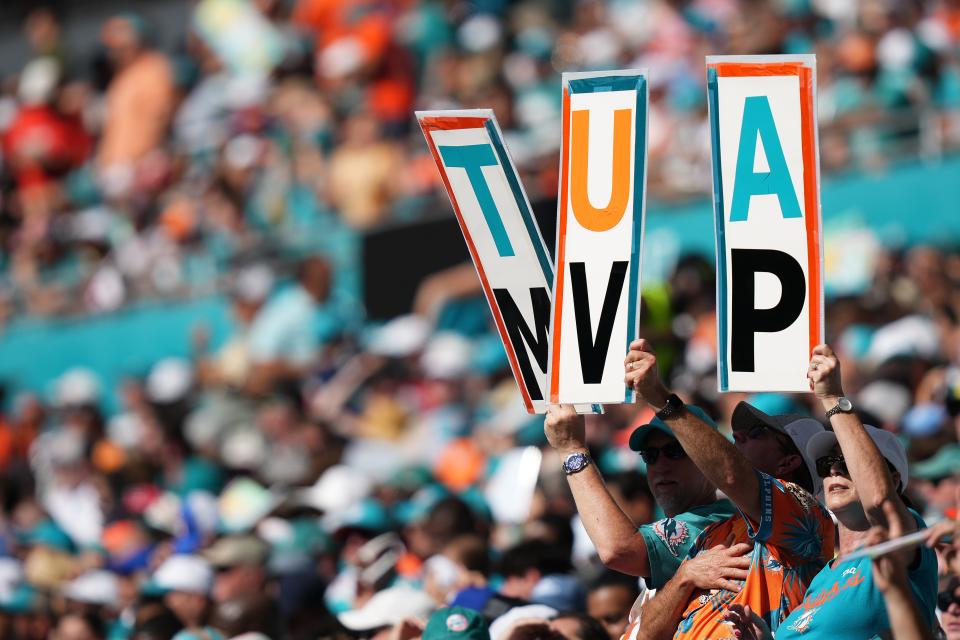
[707,55,824,392]
[549,70,648,405]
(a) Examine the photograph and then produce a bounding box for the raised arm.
[808,344,915,532]
[624,339,762,522]
[545,405,650,576]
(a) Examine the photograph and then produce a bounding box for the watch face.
[565,454,586,472]
[838,397,853,411]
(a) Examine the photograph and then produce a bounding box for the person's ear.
[776,453,802,478]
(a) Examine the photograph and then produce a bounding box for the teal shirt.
[777,510,938,639]
[638,499,737,589]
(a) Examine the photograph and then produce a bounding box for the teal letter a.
[729,96,802,222]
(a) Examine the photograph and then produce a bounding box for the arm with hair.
[624,340,761,522]
[545,405,651,576]
[636,541,752,640]
[808,345,914,532]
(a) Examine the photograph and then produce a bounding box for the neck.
[836,512,873,558]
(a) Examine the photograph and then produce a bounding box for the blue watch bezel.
[563,452,590,475]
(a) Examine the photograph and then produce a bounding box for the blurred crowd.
[0,242,954,639]
[0,0,959,639]
[2,0,960,321]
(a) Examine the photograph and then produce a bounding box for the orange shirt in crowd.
[97,51,175,169]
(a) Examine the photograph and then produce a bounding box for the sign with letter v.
[549,70,649,405]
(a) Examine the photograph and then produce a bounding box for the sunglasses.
[639,441,687,465]
[816,454,848,478]
[816,453,897,479]
[737,423,796,450]
[938,590,960,612]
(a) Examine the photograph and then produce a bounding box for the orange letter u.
[570,108,632,232]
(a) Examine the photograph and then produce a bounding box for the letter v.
[569,261,628,384]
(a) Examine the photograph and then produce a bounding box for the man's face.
[164,591,208,628]
[943,584,960,640]
[588,584,635,640]
[640,432,713,517]
[213,564,265,603]
[732,423,792,477]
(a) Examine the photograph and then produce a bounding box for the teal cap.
[629,405,717,451]
[423,606,489,640]
[394,484,449,525]
[21,520,75,554]
[912,444,960,481]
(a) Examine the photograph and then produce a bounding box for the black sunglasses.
[816,454,848,478]
[639,441,686,465]
[938,590,960,612]
[816,453,897,479]
[738,423,796,451]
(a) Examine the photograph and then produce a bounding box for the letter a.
[729,96,802,222]
[439,144,514,256]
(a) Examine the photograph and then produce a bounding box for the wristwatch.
[825,396,854,419]
[655,393,685,421]
[562,452,592,476]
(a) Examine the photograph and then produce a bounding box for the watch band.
[655,393,685,421]
[825,397,853,419]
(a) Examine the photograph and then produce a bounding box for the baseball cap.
[732,401,825,494]
[806,425,909,492]
[911,444,960,482]
[203,535,269,568]
[148,555,213,595]
[292,465,373,514]
[61,570,119,608]
[628,404,717,451]
[337,585,435,631]
[423,606,489,640]
[531,574,585,611]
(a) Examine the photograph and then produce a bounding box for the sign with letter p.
[707,55,824,392]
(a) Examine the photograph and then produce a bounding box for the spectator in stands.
[622,340,835,639]
[587,574,639,640]
[96,14,175,200]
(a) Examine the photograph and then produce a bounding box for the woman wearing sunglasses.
[725,344,939,640]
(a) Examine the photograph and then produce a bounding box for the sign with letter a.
[549,70,648,405]
[418,110,556,414]
[707,55,824,392]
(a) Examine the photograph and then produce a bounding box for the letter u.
[570,108,632,232]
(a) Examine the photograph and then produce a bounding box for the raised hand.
[623,339,670,408]
[806,344,844,400]
[544,404,587,455]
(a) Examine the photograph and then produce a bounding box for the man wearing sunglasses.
[544,404,738,592]
[622,339,835,640]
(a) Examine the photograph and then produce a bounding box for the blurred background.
[0,0,957,638]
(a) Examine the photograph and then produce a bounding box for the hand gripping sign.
[418,110,597,414]
[549,70,649,405]
[707,55,824,392]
